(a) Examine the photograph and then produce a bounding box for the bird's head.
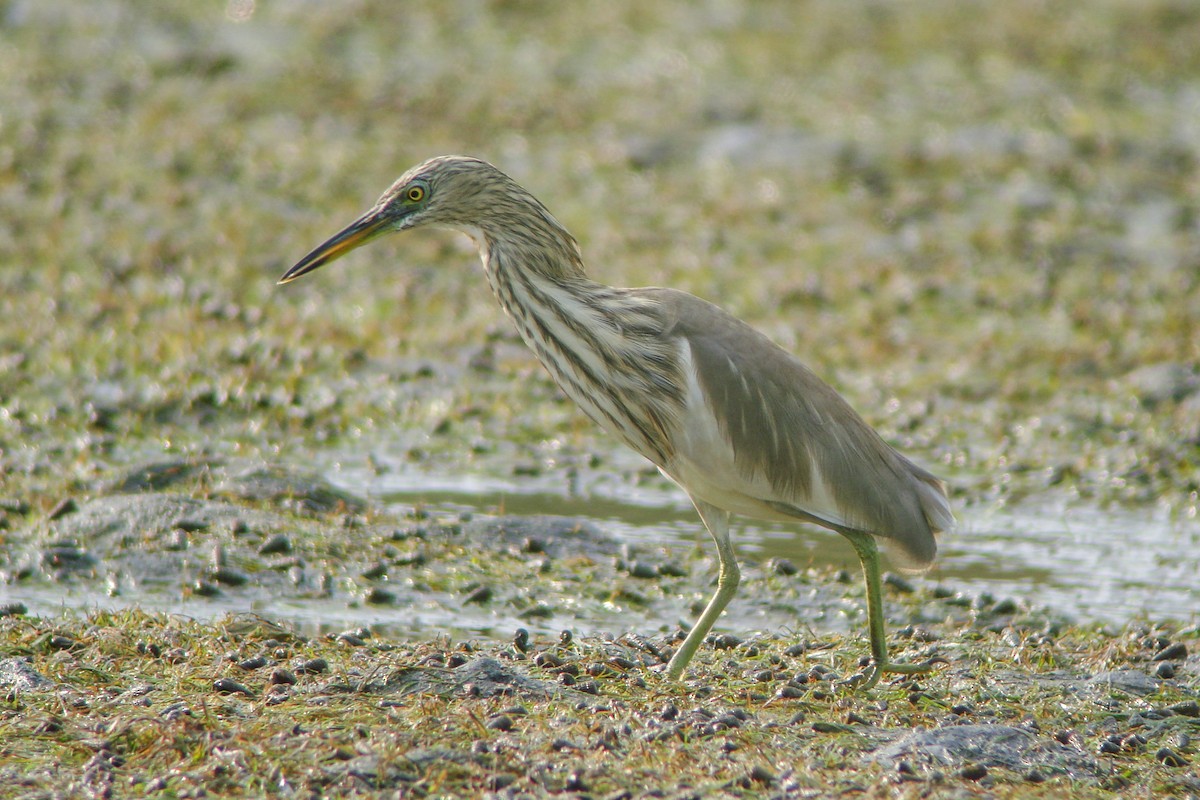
[278,155,510,284]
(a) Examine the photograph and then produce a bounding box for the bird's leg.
[841,530,932,690]
[665,499,738,680]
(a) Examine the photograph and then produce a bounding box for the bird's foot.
[839,656,947,692]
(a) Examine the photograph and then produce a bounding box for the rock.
[108,459,221,493]
[0,658,54,693]
[216,466,366,514]
[870,724,1101,779]
[382,657,599,704]
[1089,670,1161,697]
[461,515,620,559]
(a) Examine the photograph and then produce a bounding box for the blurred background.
[1,0,1197,628]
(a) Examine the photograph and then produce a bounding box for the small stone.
[237,655,269,671]
[748,764,775,784]
[364,587,395,605]
[1155,661,1175,679]
[487,774,517,791]
[883,573,915,593]
[486,714,514,732]
[1153,642,1188,661]
[959,763,988,781]
[990,597,1019,614]
[533,652,563,669]
[626,560,659,579]
[1156,747,1188,767]
[711,633,743,650]
[360,562,388,580]
[295,657,328,675]
[258,534,292,555]
[463,585,492,604]
[1170,700,1199,717]
[48,498,78,520]
[160,702,192,721]
[213,678,254,697]
[270,668,297,685]
[209,566,248,587]
[769,558,798,576]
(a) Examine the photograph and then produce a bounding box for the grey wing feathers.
[650,288,950,567]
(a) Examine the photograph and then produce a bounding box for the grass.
[1,608,1197,799]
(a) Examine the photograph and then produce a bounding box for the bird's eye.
[406,185,426,202]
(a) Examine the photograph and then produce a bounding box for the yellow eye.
[406,185,426,202]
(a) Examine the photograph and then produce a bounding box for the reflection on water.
[346,466,1200,628]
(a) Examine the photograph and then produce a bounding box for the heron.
[280,155,954,688]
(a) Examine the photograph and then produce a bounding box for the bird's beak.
[278,206,391,284]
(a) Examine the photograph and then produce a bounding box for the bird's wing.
[645,288,949,567]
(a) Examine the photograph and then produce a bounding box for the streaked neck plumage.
[465,210,685,467]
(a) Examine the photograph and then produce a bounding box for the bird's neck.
[471,231,685,466]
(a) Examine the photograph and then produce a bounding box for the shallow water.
[338,463,1200,629]
[8,459,1195,642]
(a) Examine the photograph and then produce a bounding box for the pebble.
[748,764,775,784]
[295,657,328,675]
[1152,642,1188,661]
[711,633,743,650]
[769,558,798,576]
[463,585,492,605]
[625,560,659,579]
[1155,747,1188,767]
[257,534,292,555]
[959,763,988,781]
[237,655,269,671]
[270,668,297,686]
[48,498,78,520]
[1170,700,1199,717]
[533,652,563,669]
[364,588,395,605]
[360,562,388,580]
[486,714,514,732]
[213,678,254,697]
[209,566,248,587]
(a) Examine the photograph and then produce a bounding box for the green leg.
[841,530,932,690]
[666,499,738,680]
